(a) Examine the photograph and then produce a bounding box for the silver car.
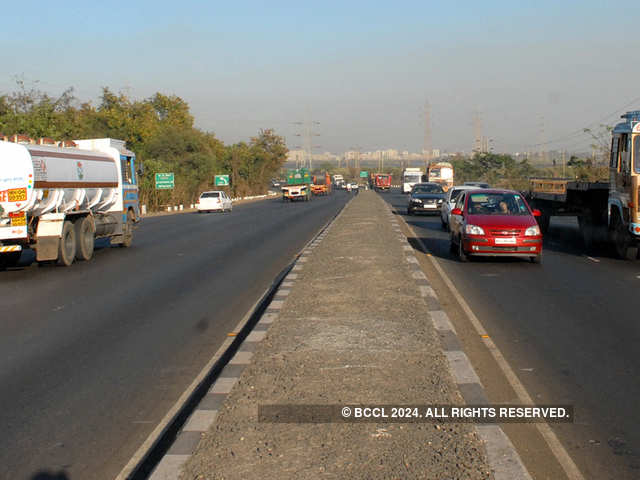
[440,185,476,230]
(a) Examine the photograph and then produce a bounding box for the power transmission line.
[524,95,640,148]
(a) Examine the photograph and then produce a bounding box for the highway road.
[382,189,640,479]
[0,191,350,480]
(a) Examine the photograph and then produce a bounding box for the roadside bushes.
[0,82,288,211]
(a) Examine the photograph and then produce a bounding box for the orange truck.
[311,172,331,196]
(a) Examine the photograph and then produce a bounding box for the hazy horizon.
[2,1,639,154]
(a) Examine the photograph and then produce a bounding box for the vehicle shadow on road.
[30,471,70,480]
[406,234,532,265]
[542,220,617,259]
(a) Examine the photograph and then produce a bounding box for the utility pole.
[562,150,566,177]
[292,114,320,170]
[538,116,546,165]
[472,108,484,154]
[423,100,432,163]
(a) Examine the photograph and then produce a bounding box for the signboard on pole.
[155,173,174,189]
[359,171,368,178]
[215,175,230,186]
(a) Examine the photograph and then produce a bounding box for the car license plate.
[495,237,516,245]
[424,204,437,209]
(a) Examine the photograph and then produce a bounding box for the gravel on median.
[181,190,493,480]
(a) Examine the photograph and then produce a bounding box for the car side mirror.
[451,208,463,216]
[532,209,542,217]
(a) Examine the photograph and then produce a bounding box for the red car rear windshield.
[467,193,529,215]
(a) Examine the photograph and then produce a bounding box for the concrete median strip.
[166,191,507,480]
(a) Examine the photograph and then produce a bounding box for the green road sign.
[155,172,174,189]
[215,175,230,186]
[359,171,368,178]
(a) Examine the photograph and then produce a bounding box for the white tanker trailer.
[0,138,141,267]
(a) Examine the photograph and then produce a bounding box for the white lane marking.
[403,246,413,252]
[403,220,585,480]
[476,425,533,480]
[406,255,419,264]
[445,351,481,384]
[287,273,299,280]
[292,264,303,271]
[281,281,294,288]
[149,454,191,480]
[431,310,457,333]
[182,410,218,432]
[586,256,600,263]
[412,271,427,280]
[276,289,291,297]
[210,377,238,394]
[115,282,272,480]
[298,256,308,262]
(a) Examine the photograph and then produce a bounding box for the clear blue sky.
[1,1,638,154]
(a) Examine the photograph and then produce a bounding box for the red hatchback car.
[449,189,543,263]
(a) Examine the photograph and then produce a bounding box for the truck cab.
[609,111,640,258]
[402,168,424,194]
[427,162,454,192]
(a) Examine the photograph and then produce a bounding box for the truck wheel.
[121,211,134,248]
[57,220,77,266]
[0,251,21,270]
[75,216,95,261]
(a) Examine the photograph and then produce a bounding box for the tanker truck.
[0,137,140,268]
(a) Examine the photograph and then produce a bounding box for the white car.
[197,191,233,213]
[440,185,476,230]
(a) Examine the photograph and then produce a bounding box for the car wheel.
[458,236,469,262]
[530,253,542,264]
[407,208,412,215]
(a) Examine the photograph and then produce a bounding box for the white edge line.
[114,284,270,480]
[397,208,585,480]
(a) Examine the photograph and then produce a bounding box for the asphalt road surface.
[0,191,350,480]
[382,189,640,479]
